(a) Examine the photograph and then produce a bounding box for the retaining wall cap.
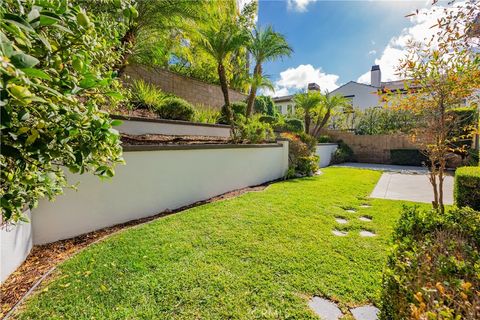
[111,114,231,129]
[123,143,283,152]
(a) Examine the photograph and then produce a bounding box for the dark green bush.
[454,166,480,210]
[155,97,195,121]
[258,115,277,124]
[284,118,304,133]
[331,140,354,164]
[218,101,247,124]
[236,115,274,144]
[390,149,428,166]
[381,206,480,320]
[254,95,276,116]
[317,135,333,143]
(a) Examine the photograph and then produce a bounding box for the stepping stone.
[360,204,371,208]
[345,209,356,213]
[359,216,372,222]
[332,229,348,236]
[308,296,343,320]
[350,305,379,320]
[335,218,348,224]
[359,230,376,237]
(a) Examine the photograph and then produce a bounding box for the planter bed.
[121,133,231,146]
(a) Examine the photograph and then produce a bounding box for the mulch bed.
[0,184,271,319]
[121,133,231,146]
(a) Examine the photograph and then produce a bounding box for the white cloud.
[357,4,449,84]
[368,50,377,55]
[262,64,341,97]
[287,0,316,12]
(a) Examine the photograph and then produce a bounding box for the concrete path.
[333,163,454,204]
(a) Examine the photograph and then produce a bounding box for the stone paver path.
[332,229,348,236]
[345,209,356,213]
[335,218,348,224]
[308,296,379,320]
[350,306,379,320]
[359,230,376,237]
[359,216,372,222]
[370,172,453,204]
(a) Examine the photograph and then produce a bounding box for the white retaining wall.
[32,142,289,245]
[112,115,231,138]
[1,209,33,283]
[316,143,338,168]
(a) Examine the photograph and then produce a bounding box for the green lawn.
[15,168,426,319]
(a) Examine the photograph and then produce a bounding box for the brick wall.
[122,64,247,109]
[323,130,418,164]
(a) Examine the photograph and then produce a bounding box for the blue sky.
[255,0,445,96]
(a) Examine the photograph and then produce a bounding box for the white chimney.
[370,65,381,87]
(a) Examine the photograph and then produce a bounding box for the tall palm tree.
[246,26,292,117]
[294,91,322,134]
[197,19,249,130]
[310,93,351,138]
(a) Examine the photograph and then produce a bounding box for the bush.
[193,108,220,124]
[236,115,275,144]
[280,132,319,177]
[390,149,428,166]
[130,80,165,110]
[254,95,276,116]
[284,118,304,133]
[454,166,480,210]
[155,97,195,121]
[258,115,277,124]
[317,135,333,143]
[381,206,480,320]
[218,101,247,124]
[331,140,354,164]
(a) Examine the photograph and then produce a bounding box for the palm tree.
[246,26,292,117]
[197,19,249,130]
[310,93,351,138]
[294,91,322,134]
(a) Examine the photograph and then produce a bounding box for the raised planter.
[1,209,32,283]
[111,114,231,138]
[315,143,338,168]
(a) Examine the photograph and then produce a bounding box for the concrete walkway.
[333,163,454,204]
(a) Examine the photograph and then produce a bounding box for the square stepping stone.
[359,216,372,222]
[360,204,371,208]
[359,230,376,237]
[308,296,343,320]
[332,229,348,236]
[350,305,379,320]
[335,218,348,224]
[345,209,356,213]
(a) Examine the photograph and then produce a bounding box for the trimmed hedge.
[154,97,195,121]
[284,118,304,133]
[390,149,428,166]
[381,206,480,320]
[454,166,480,210]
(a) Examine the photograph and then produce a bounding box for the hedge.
[454,166,480,210]
[390,149,428,166]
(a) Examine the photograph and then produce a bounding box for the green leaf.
[3,13,35,33]
[79,76,97,89]
[11,53,40,68]
[39,14,60,26]
[0,32,14,57]
[25,129,39,146]
[21,68,51,80]
[110,120,123,126]
[105,92,123,100]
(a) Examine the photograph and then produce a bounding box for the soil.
[114,106,159,119]
[0,183,273,319]
[121,133,231,146]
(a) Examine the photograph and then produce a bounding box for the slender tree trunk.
[313,109,332,138]
[429,167,439,210]
[305,112,311,135]
[246,64,261,118]
[218,63,236,137]
[117,26,137,76]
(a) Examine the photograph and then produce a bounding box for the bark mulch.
[0,184,270,319]
[120,133,231,146]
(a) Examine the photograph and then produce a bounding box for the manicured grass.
[15,168,427,319]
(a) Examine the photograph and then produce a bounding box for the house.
[273,65,406,113]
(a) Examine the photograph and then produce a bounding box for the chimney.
[307,83,320,92]
[371,65,381,87]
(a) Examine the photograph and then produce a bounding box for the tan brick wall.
[323,130,418,164]
[122,64,247,109]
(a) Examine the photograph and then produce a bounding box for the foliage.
[331,141,354,164]
[447,107,479,159]
[130,79,165,110]
[283,118,304,133]
[245,25,292,117]
[386,1,480,213]
[354,107,418,135]
[281,132,318,177]
[293,91,322,135]
[258,115,276,124]
[192,107,220,124]
[0,0,130,223]
[235,115,274,144]
[254,95,277,116]
[390,149,428,166]
[454,166,480,210]
[317,135,333,143]
[381,205,480,320]
[218,101,247,124]
[154,97,195,121]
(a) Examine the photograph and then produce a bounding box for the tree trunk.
[217,63,236,137]
[305,112,311,135]
[246,64,261,118]
[312,109,332,138]
[117,27,137,76]
[429,167,439,210]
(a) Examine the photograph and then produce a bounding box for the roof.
[330,81,378,94]
[272,94,294,102]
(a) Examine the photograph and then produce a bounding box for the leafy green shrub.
[317,135,333,143]
[381,206,480,320]
[236,115,274,144]
[193,108,220,124]
[284,118,304,133]
[448,107,478,158]
[155,97,195,121]
[218,101,247,124]
[130,79,165,109]
[354,107,417,135]
[454,166,480,210]
[280,132,318,177]
[254,95,276,116]
[297,132,317,153]
[331,141,354,164]
[258,115,277,124]
[1,0,132,223]
[390,149,428,166]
